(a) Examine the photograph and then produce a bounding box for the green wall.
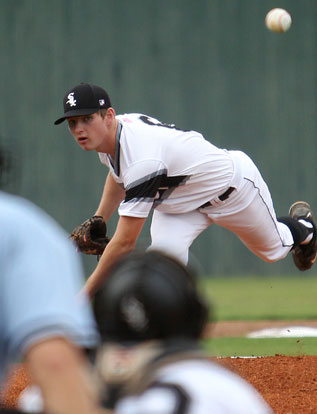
[1,0,316,276]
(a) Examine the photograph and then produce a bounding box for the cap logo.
[121,296,148,332]
[99,99,105,106]
[66,92,77,107]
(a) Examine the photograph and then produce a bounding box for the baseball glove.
[70,216,110,255]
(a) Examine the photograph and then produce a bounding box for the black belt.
[219,186,235,201]
[200,187,235,209]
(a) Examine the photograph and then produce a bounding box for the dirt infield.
[220,355,317,414]
[2,320,317,414]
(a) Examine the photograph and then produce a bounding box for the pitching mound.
[2,320,317,414]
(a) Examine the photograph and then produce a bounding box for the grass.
[199,275,317,321]
[202,337,317,357]
[197,276,317,356]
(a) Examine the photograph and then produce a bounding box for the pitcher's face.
[67,111,115,154]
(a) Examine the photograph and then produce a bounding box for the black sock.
[278,216,313,247]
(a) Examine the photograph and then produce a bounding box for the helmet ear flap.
[190,293,210,338]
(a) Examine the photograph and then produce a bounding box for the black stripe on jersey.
[147,381,190,414]
[124,171,188,203]
[113,121,123,176]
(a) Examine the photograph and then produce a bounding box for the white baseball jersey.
[115,359,272,414]
[98,113,294,265]
[98,113,241,217]
[0,191,98,386]
[18,355,271,414]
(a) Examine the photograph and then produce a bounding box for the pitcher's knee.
[257,247,290,263]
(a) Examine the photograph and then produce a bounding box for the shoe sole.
[289,201,317,270]
[289,201,314,220]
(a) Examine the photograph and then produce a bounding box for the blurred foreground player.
[0,147,100,414]
[93,251,272,414]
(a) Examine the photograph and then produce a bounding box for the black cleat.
[289,201,317,271]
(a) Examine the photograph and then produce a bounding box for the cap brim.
[54,108,100,125]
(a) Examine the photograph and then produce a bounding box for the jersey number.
[140,115,189,132]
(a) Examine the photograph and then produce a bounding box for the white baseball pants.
[149,151,294,264]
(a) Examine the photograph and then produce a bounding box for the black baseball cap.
[54,83,111,125]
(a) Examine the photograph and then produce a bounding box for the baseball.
[265,8,292,33]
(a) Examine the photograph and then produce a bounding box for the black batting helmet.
[93,251,210,343]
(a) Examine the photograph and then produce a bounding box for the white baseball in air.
[265,8,292,33]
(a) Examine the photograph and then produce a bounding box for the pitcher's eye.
[67,120,76,128]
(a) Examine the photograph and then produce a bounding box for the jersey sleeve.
[118,159,167,218]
